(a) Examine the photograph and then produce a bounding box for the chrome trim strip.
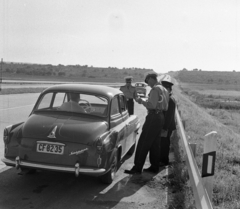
[36,141,65,146]
[1,158,106,174]
[2,158,15,165]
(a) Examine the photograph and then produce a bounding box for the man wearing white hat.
[120,76,138,115]
[159,75,176,166]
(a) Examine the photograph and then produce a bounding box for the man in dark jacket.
[159,75,176,166]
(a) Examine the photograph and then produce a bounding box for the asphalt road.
[0,89,171,209]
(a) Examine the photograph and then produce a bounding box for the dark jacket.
[163,94,176,131]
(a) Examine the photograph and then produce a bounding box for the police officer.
[124,72,169,174]
[120,76,137,115]
[159,75,176,166]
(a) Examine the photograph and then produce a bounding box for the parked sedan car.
[135,82,147,97]
[2,84,140,184]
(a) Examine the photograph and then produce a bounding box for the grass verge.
[174,86,240,208]
[0,88,45,95]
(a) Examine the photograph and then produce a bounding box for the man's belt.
[148,109,163,114]
[126,98,133,101]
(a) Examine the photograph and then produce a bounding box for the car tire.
[100,150,119,184]
[127,143,136,155]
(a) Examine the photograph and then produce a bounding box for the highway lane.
[1,80,124,89]
[0,94,40,168]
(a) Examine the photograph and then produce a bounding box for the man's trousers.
[127,99,134,115]
[133,111,164,171]
[159,130,173,165]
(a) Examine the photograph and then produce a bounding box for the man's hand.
[136,97,142,104]
[161,130,168,137]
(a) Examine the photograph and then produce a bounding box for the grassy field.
[0,88,46,95]
[174,71,240,208]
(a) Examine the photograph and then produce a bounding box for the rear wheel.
[100,151,118,184]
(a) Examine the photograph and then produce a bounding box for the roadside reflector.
[202,151,216,177]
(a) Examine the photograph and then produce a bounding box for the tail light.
[3,128,10,144]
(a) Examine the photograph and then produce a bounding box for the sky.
[0,0,240,73]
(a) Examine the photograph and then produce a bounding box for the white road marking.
[0,104,34,111]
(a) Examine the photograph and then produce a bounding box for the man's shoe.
[124,168,141,175]
[143,167,159,173]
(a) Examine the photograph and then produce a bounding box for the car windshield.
[135,83,145,87]
[35,91,109,117]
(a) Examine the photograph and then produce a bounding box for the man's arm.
[139,89,158,109]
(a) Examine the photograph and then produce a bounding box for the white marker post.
[202,131,217,202]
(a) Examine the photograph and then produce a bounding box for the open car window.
[35,92,109,117]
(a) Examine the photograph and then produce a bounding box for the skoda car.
[135,82,147,97]
[2,84,140,184]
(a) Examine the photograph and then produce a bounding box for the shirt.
[120,85,137,100]
[141,83,169,111]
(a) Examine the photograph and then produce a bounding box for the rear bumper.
[1,157,106,176]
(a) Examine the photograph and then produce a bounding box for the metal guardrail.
[175,108,213,209]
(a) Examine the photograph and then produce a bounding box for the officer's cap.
[124,76,133,82]
[144,71,158,84]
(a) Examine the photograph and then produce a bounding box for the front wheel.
[100,151,118,184]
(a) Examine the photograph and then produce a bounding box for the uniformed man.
[159,75,176,166]
[124,72,169,174]
[120,76,138,115]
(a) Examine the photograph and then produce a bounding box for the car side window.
[37,93,53,110]
[53,92,67,108]
[110,96,120,115]
[119,95,127,112]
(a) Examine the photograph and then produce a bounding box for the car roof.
[42,84,122,99]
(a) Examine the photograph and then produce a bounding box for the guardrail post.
[182,120,186,129]
[189,143,197,158]
[202,131,217,202]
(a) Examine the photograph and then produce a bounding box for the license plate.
[36,142,65,155]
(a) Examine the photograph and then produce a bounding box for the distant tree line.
[2,62,154,82]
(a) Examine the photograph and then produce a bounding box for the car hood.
[22,113,108,144]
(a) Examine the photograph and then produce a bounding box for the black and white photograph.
[0,1,240,208]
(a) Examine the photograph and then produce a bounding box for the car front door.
[109,96,127,153]
[119,94,138,155]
